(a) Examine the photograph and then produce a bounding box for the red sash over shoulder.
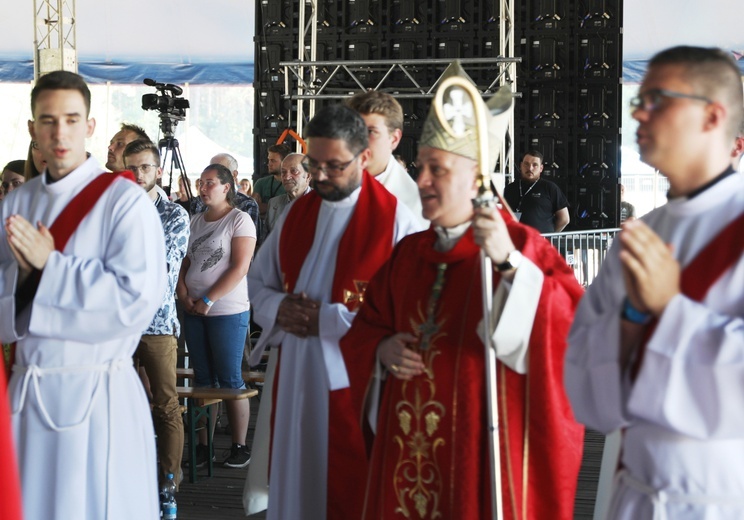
[1,170,134,520]
[5,171,134,375]
[632,210,744,378]
[277,171,398,520]
[50,171,135,251]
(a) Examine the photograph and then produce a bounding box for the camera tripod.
[157,114,193,213]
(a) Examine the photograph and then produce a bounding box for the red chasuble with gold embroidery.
[277,170,398,520]
[342,218,584,520]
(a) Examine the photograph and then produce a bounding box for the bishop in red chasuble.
[341,62,585,520]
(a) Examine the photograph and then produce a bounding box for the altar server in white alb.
[0,71,166,519]
[565,46,744,519]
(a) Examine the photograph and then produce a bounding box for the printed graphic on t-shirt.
[201,245,224,272]
[191,230,214,255]
[190,229,226,272]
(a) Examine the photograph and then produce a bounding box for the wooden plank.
[177,386,258,401]
[177,368,265,384]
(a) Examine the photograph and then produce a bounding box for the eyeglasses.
[127,163,158,174]
[629,88,713,112]
[302,151,362,177]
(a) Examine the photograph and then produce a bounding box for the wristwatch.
[496,250,523,272]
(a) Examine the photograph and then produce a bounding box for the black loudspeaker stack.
[254,0,521,178]
[254,0,624,231]
[516,0,623,229]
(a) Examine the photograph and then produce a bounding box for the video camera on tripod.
[142,78,190,137]
[142,78,192,208]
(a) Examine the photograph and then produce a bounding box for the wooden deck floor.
[178,403,266,520]
[176,410,604,520]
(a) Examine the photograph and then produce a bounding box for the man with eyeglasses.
[566,46,744,519]
[245,104,423,520]
[123,139,189,491]
[265,153,311,234]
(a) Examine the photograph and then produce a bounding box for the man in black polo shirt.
[504,150,570,233]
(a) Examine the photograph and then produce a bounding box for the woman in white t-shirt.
[177,163,257,469]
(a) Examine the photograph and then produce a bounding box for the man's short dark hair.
[345,91,404,133]
[120,123,151,142]
[649,46,744,140]
[123,139,160,162]
[304,104,369,155]
[522,150,544,163]
[268,144,291,159]
[31,70,91,116]
[4,160,25,176]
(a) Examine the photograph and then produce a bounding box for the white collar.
[433,221,471,252]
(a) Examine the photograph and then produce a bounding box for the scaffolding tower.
[33,0,77,80]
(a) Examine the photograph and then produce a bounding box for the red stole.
[277,171,398,520]
[280,171,397,308]
[0,170,133,520]
[632,210,744,378]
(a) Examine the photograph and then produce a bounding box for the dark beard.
[311,177,360,202]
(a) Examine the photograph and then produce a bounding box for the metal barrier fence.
[542,228,621,287]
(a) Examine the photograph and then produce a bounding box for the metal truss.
[33,0,78,80]
[280,57,520,101]
[500,0,517,179]
[285,0,518,176]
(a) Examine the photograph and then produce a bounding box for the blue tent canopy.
[1,0,741,85]
[0,0,255,84]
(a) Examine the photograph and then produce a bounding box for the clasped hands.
[277,292,321,338]
[180,295,212,316]
[5,215,54,281]
[619,219,680,317]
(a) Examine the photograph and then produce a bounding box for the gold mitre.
[418,61,512,171]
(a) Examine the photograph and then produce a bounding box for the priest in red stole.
[244,104,424,520]
[341,62,585,519]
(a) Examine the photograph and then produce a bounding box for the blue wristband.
[202,296,214,307]
[621,298,651,325]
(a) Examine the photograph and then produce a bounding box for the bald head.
[211,153,239,180]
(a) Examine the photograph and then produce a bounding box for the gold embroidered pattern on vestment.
[392,290,449,518]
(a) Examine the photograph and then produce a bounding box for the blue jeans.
[182,311,249,389]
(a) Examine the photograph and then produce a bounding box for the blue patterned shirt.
[145,193,190,336]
